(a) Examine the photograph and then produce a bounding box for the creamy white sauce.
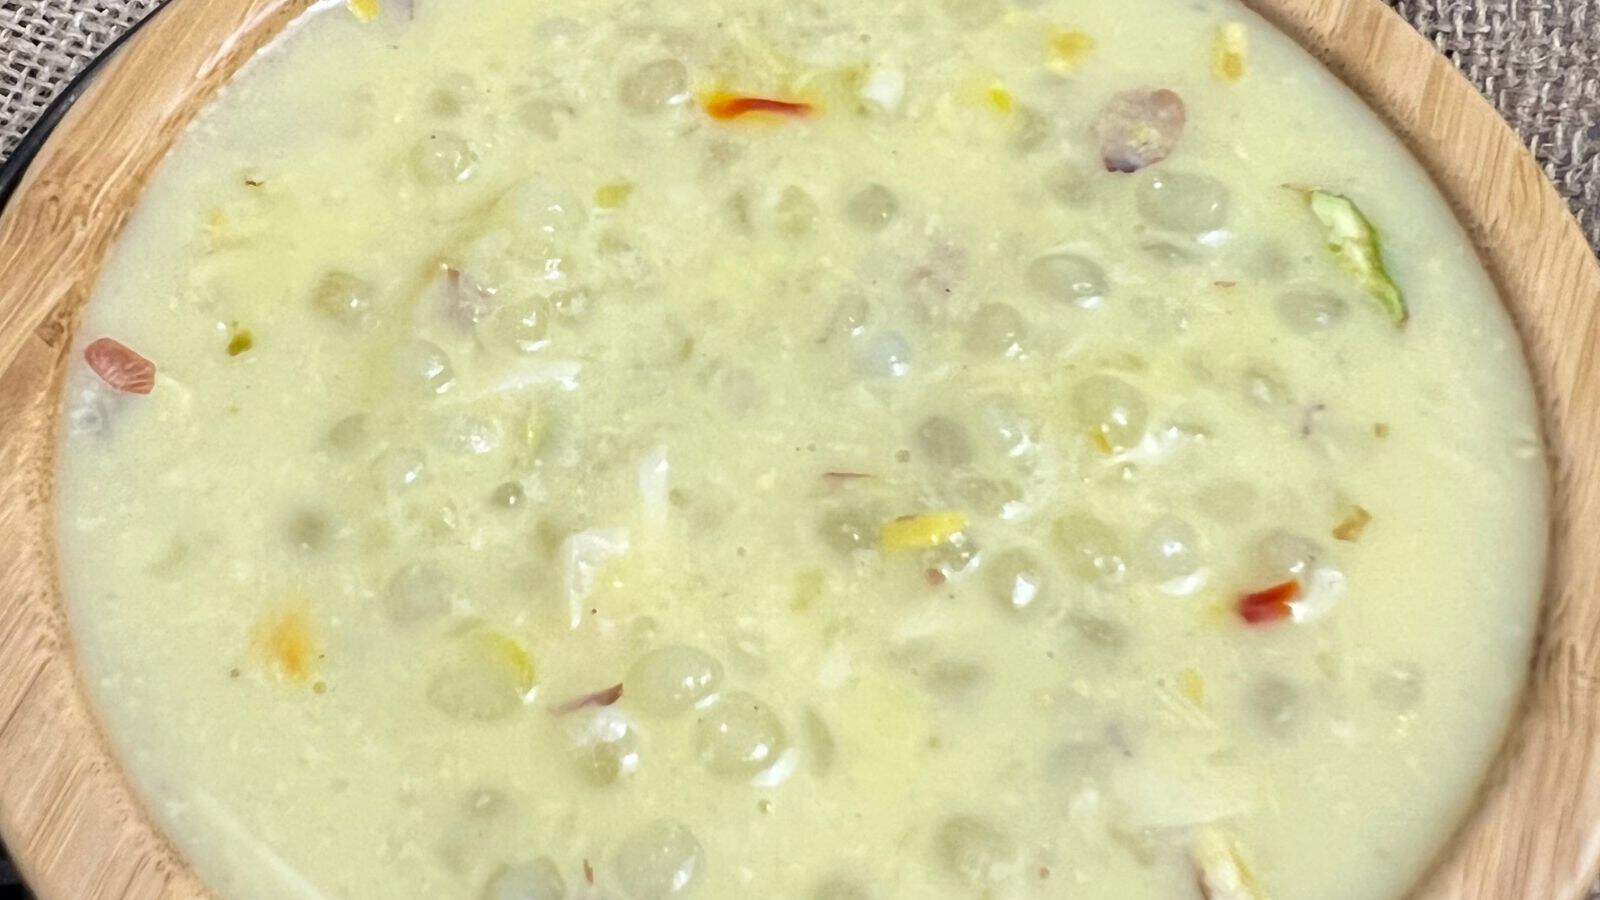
[57,0,1547,897]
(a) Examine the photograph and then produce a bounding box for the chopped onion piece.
[860,66,906,113]
[638,445,670,530]
[1191,828,1264,900]
[1159,568,1209,597]
[750,745,800,788]
[1290,565,1346,623]
[561,528,630,628]
[478,359,582,397]
[1111,762,1249,830]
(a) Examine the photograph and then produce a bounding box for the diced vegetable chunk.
[1302,189,1407,325]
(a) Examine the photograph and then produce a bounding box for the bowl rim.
[1,0,1598,897]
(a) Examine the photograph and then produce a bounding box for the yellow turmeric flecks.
[595,182,634,209]
[1212,23,1248,83]
[985,85,1016,115]
[477,631,537,695]
[1177,668,1207,707]
[1048,29,1097,75]
[881,512,968,551]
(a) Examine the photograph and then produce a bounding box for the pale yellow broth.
[57,0,1547,897]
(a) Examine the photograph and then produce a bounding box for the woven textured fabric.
[0,0,1597,896]
[1,0,159,152]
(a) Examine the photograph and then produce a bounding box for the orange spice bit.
[255,604,319,683]
[1332,505,1372,542]
[1237,580,1300,626]
[702,92,814,121]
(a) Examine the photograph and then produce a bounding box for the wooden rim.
[1,0,1597,896]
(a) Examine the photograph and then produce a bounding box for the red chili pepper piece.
[1237,580,1300,625]
[84,337,156,395]
[703,93,813,120]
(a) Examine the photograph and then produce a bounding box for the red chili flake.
[583,859,595,885]
[551,682,624,714]
[84,337,156,395]
[703,93,813,121]
[1237,580,1300,625]
[925,568,947,587]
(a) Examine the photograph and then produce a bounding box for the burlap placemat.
[0,0,1597,895]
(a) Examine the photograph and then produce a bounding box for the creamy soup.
[55,0,1548,896]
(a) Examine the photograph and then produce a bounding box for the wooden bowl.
[1,0,1597,896]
